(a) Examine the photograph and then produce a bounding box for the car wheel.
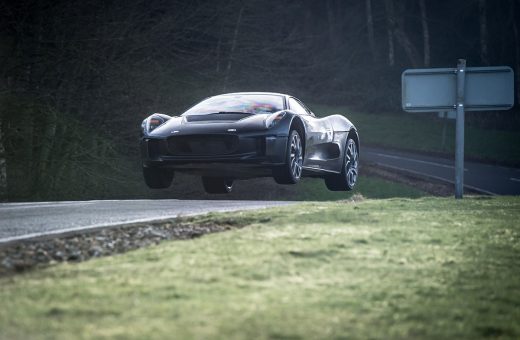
[143,166,174,189]
[273,129,303,185]
[325,137,358,191]
[202,177,234,194]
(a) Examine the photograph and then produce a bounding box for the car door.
[288,97,334,171]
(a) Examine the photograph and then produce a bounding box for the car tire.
[202,177,234,194]
[325,137,359,191]
[143,166,174,189]
[273,129,304,185]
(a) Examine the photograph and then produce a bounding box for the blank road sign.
[402,66,514,112]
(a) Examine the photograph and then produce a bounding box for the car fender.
[325,114,356,132]
[262,111,306,164]
[265,110,303,137]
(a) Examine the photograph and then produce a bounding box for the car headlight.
[141,113,171,135]
[265,111,287,129]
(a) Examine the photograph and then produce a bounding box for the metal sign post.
[402,61,514,199]
[455,59,466,198]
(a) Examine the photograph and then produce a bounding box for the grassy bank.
[296,175,426,201]
[310,104,520,166]
[1,196,519,339]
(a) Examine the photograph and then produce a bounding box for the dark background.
[0,0,518,201]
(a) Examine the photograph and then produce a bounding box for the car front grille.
[167,135,239,156]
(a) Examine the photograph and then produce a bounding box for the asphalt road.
[1,147,517,244]
[0,199,293,244]
[363,146,520,195]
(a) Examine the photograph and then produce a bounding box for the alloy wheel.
[290,133,303,180]
[345,139,358,187]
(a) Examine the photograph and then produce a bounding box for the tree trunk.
[304,0,314,39]
[419,0,430,67]
[223,4,244,91]
[384,0,395,66]
[394,30,421,68]
[0,118,7,201]
[512,0,520,105]
[385,0,420,68]
[366,0,378,61]
[215,24,223,74]
[327,0,337,48]
[478,0,489,64]
[215,37,221,74]
[34,109,57,197]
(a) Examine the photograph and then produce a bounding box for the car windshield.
[182,94,284,116]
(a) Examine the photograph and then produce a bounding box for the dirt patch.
[0,216,254,276]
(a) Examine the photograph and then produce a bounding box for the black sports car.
[140,92,359,194]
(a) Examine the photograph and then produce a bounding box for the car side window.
[298,100,316,117]
[289,98,309,116]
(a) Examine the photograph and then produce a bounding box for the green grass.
[2,196,519,339]
[309,104,520,165]
[297,176,426,201]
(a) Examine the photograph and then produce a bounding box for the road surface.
[1,147,517,244]
[363,146,520,195]
[0,199,293,244]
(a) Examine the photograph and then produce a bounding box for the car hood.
[148,114,269,137]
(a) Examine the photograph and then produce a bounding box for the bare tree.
[215,24,223,74]
[384,0,395,66]
[0,118,6,201]
[478,0,489,64]
[419,0,430,67]
[223,3,245,91]
[384,0,420,67]
[327,0,338,48]
[512,0,520,104]
[33,108,57,196]
[365,0,378,61]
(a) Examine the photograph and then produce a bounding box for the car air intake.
[167,135,239,156]
[185,113,250,122]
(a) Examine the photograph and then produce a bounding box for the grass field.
[297,175,426,201]
[309,104,520,166]
[1,196,519,339]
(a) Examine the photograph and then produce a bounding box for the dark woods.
[0,0,519,201]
